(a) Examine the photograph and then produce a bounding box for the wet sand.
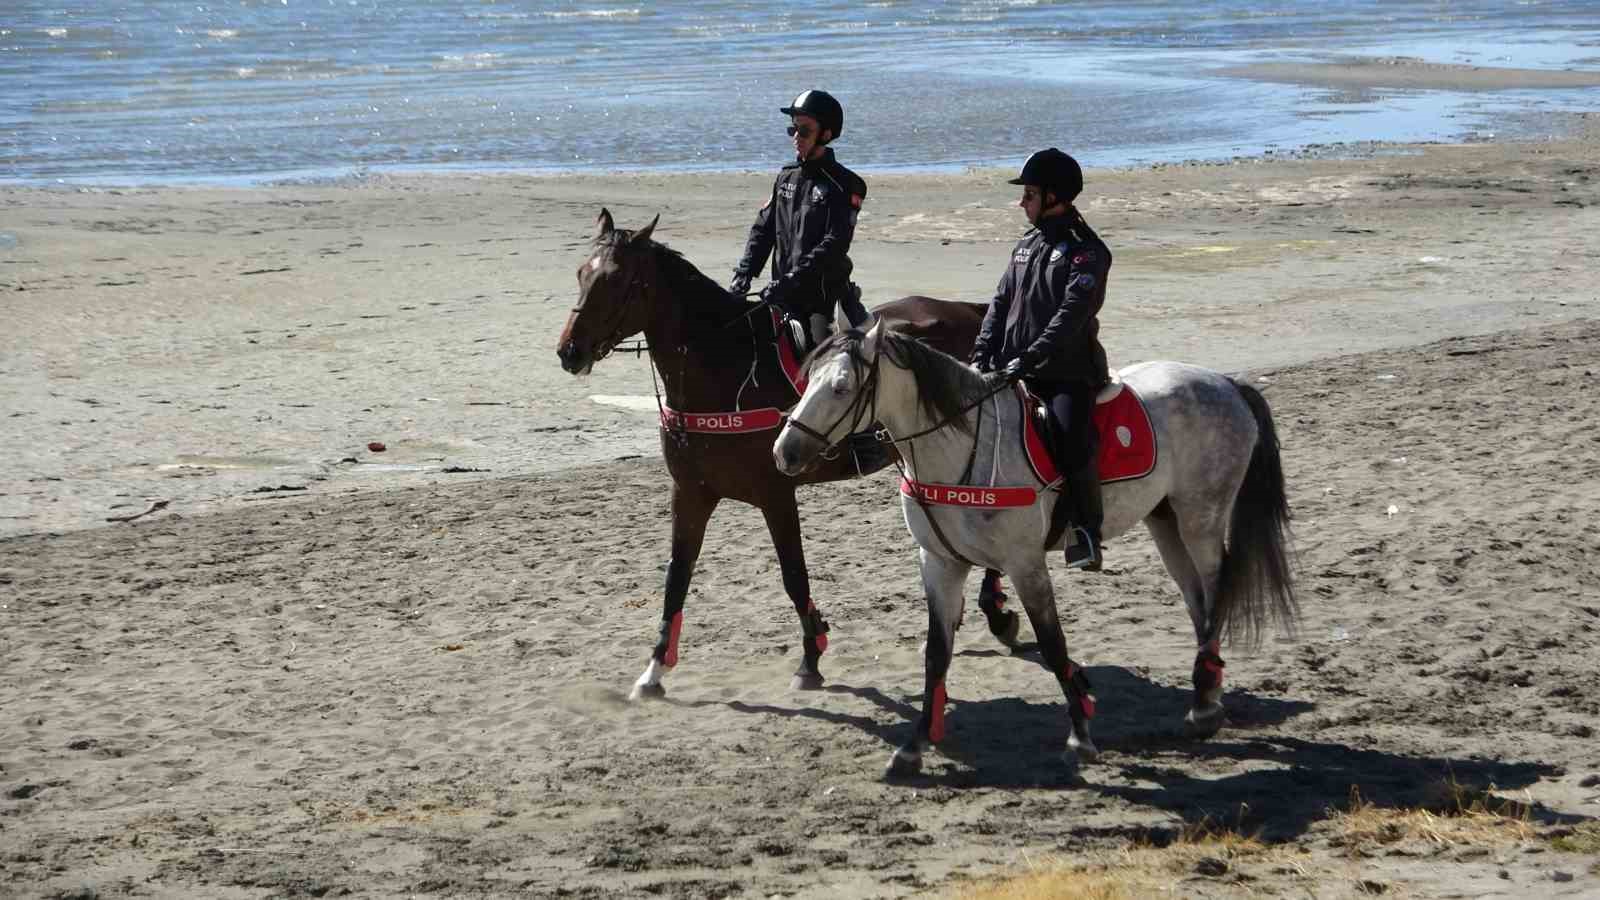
[1222,56,1600,91]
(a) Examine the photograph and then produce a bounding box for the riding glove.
[1003,357,1031,382]
[762,276,796,314]
[728,273,752,296]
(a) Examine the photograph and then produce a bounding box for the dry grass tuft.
[1173,817,1270,854]
[1330,780,1536,852]
[952,780,1563,899]
[1549,823,1600,855]
[954,823,1283,900]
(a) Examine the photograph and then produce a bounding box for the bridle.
[782,333,1018,568]
[780,332,884,459]
[783,332,1015,459]
[570,238,652,366]
[571,238,773,364]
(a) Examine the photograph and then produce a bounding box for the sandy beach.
[4,102,1600,896]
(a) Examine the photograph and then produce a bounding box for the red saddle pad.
[1021,383,1156,485]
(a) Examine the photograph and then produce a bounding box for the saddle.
[774,309,810,396]
[773,308,888,475]
[1018,374,1156,486]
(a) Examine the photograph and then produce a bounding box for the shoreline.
[4,71,1597,191]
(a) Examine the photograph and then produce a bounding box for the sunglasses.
[786,124,816,138]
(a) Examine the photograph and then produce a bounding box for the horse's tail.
[1215,379,1300,647]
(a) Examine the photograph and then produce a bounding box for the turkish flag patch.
[850,194,863,210]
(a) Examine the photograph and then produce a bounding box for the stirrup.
[1064,527,1102,572]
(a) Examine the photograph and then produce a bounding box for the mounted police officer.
[730,89,869,349]
[971,148,1112,571]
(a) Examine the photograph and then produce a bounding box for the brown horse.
[556,209,1015,699]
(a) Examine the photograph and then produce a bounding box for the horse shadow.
[699,664,1577,842]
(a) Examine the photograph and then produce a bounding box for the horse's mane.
[596,229,747,334]
[805,328,993,435]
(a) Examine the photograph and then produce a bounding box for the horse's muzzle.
[773,428,819,476]
[556,341,592,375]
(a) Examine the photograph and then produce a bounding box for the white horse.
[773,321,1298,776]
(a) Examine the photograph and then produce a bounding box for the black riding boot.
[1063,460,1104,571]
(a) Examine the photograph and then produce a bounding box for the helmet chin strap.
[1039,189,1070,221]
[796,130,833,162]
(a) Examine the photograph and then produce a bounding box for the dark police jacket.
[972,210,1111,386]
[735,147,866,318]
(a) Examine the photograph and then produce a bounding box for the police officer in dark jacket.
[730,90,868,348]
[972,148,1112,570]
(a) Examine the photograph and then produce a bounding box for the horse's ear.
[862,317,885,357]
[595,208,615,239]
[629,214,659,246]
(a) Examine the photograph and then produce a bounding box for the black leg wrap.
[1193,646,1226,695]
[803,609,829,640]
[792,607,829,688]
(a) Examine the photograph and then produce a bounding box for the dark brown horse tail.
[1214,379,1300,647]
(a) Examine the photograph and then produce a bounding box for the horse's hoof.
[990,610,1022,648]
[1066,735,1100,765]
[629,682,666,702]
[790,671,825,691]
[1183,703,1226,740]
[885,747,923,778]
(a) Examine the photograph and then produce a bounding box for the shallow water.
[3,1,1597,183]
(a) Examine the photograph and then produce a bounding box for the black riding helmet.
[1009,147,1083,204]
[781,90,844,143]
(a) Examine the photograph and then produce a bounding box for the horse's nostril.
[557,343,582,370]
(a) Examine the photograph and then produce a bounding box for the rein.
[786,333,1013,451]
[573,230,770,363]
[572,237,788,442]
[779,335,883,454]
[786,335,1013,567]
[878,376,1013,446]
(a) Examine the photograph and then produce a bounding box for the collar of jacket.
[1034,208,1080,242]
[785,147,836,172]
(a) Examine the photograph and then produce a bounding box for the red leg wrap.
[1198,639,1226,689]
[805,600,828,654]
[1063,661,1096,719]
[662,611,683,668]
[929,682,948,743]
